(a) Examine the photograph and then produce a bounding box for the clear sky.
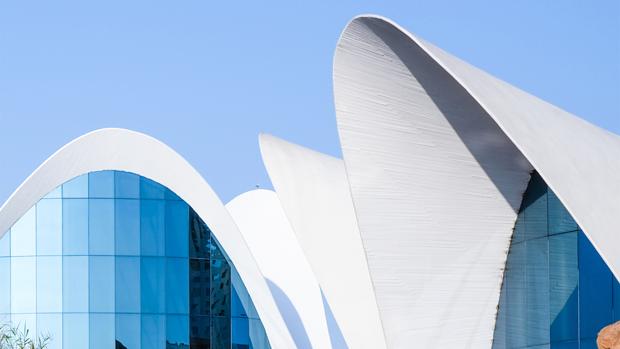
[0,1,618,203]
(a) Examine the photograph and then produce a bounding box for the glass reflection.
[493,172,620,348]
[0,171,270,349]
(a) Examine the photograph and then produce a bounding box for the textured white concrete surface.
[227,189,332,349]
[335,14,620,348]
[260,134,386,349]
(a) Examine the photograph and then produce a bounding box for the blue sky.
[0,1,618,203]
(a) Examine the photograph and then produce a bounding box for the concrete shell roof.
[0,128,297,349]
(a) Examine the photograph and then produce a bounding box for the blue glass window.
[64,313,89,348]
[1,170,270,349]
[232,317,250,348]
[166,201,189,258]
[168,315,190,347]
[43,186,62,199]
[549,232,579,343]
[211,316,231,348]
[11,207,35,257]
[89,199,115,255]
[11,256,36,313]
[37,313,62,349]
[190,210,209,258]
[140,177,166,199]
[37,256,62,312]
[142,315,165,349]
[141,200,165,256]
[0,258,10,314]
[63,256,89,312]
[89,171,114,198]
[115,199,140,256]
[116,256,141,313]
[115,171,140,199]
[141,257,166,314]
[90,256,115,313]
[116,314,141,349]
[166,258,189,314]
[0,231,9,257]
[578,231,613,339]
[548,190,578,235]
[36,199,62,255]
[62,199,89,255]
[493,172,619,348]
[62,174,88,198]
[90,313,115,349]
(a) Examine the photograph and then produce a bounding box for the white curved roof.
[0,128,296,349]
[333,15,620,348]
[226,189,332,349]
[259,134,386,349]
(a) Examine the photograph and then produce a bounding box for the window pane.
[232,317,250,348]
[549,232,578,343]
[11,256,36,313]
[166,201,188,258]
[211,259,231,317]
[63,256,89,312]
[115,172,140,199]
[578,231,613,339]
[90,313,115,349]
[89,171,114,198]
[63,313,89,348]
[142,315,165,349]
[116,314,141,349]
[11,314,36,338]
[36,199,62,255]
[505,242,526,348]
[189,210,209,258]
[190,259,210,316]
[89,199,115,255]
[141,257,165,314]
[62,174,88,198]
[0,231,9,257]
[140,177,165,199]
[63,199,89,255]
[167,315,189,348]
[37,256,62,312]
[522,174,547,240]
[37,313,62,349]
[190,315,209,348]
[526,237,549,346]
[166,258,189,314]
[0,258,10,314]
[115,199,140,256]
[141,200,165,256]
[11,206,36,256]
[165,188,181,201]
[90,256,115,313]
[116,256,140,313]
[548,190,578,235]
[211,316,231,348]
[43,186,62,199]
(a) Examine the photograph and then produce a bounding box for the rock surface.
[598,321,620,349]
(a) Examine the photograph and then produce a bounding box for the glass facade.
[0,171,270,349]
[493,172,620,349]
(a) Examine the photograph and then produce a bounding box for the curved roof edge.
[355,14,620,281]
[259,133,387,349]
[226,189,332,349]
[334,14,620,348]
[0,128,297,349]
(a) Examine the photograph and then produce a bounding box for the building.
[0,14,617,349]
